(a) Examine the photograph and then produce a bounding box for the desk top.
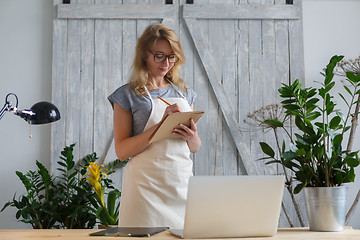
[1,228,360,240]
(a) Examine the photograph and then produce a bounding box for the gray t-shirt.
[108,84,197,136]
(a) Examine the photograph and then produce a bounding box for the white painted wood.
[56,4,176,19]
[208,0,238,176]
[237,0,251,175]
[65,18,82,162]
[182,4,301,20]
[289,0,305,83]
[248,0,266,175]
[262,0,277,176]
[79,6,95,160]
[184,18,259,175]
[287,0,307,228]
[179,0,209,175]
[93,0,110,163]
[51,0,67,173]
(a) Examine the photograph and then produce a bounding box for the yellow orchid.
[84,160,122,226]
[85,162,108,207]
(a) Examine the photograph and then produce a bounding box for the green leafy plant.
[54,144,97,229]
[0,161,57,229]
[1,144,126,228]
[259,55,360,194]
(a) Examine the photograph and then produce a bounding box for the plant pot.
[304,186,347,232]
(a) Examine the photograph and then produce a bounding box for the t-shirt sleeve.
[186,88,197,107]
[107,85,131,113]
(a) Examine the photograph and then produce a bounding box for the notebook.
[90,226,169,237]
[169,175,285,239]
[149,111,204,143]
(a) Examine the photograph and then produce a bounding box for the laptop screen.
[181,175,285,239]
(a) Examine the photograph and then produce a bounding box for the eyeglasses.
[148,50,178,63]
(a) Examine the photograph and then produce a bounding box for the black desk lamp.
[0,93,61,124]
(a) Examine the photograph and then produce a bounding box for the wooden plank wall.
[51,0,306,227]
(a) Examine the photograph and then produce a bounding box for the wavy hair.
[128,23,186,95]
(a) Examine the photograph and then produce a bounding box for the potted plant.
[0,144,97,229]
[258,55,360,231]
[1,144,126,229]
[84,159,126,228]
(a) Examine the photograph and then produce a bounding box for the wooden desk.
[0,228,360,240]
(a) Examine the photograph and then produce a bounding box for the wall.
[0,0,359,229]
[302,0,360,229]
[0,0,53,229]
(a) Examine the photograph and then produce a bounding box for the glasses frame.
[148,50,178,63]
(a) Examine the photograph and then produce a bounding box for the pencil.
[158,96,171,106]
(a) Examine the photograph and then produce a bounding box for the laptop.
[170,175,285,239]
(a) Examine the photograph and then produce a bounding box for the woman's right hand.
[161,103,182,121]
[113,103,182,161]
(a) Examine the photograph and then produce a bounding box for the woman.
[108,23,201,229]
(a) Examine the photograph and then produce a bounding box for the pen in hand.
[158,96,182,114]
[158,96,171,106]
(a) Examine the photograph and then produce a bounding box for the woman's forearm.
[187,135,201,153]
[114,123,159,161]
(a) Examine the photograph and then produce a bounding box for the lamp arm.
[0,93,18,120]
[0,102,11,120]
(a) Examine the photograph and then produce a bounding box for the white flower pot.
[304,186,347,232]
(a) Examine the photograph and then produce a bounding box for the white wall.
[302,0,360,229]
[0,0,360,229]
[0,0,53,228]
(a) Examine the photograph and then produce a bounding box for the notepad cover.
[89,226,169,237]
[149,111,204,143]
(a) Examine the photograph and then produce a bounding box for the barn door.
[181,1,306,227]
[51,0,305,226]
[182,1,304,177]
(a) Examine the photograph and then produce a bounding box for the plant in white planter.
[258,55,360,231]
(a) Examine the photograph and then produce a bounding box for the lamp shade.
[28,101,61,124]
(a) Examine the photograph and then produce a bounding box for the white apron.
[118,86,193,229]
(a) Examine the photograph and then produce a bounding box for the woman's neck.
[147,77,170,90]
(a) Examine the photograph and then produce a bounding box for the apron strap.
[144,85,154,104]
[168,81,186,99]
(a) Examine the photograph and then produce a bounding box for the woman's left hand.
[172,118,201,153]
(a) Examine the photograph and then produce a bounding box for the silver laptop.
[170,175,285,239]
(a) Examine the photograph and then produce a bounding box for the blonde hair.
[128,23,187,95]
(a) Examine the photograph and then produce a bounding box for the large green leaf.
[306,111,321,121]
[329,116,341,129]
[305,98,320,108]
[343,168,356,183]
[294,183,306,194]
[265,160,282,165]
[281,99,297,104]
[15,171,32,192]
[324,55,343,84]
[307,88,317,98]
[338,93,350,107]
[263,119,283,128]
[295,116,306,131]
[345,156,360,168]
[332,134,343,147]
[282,151,298,160]
[107,189,121,217]
[296,148,306,156]
[283,104,300,111]
[259,142,275,158]
[346,72,357,83]
[325,81,336,93]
